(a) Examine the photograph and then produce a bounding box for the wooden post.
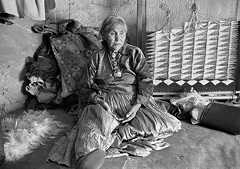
[142,0,146,54]
[237,0,240,20]
[137,0,145,50]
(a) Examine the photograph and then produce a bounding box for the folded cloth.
[0,12,15,25]
[37,90,56,104]
[0,17,13,25]
[31,23,58,35]
[31,19,101,46]
[105,147,128,158]
[120,143,152,157]
[200,102,240,135]
[31,19,80,35]
[167,104,191,121]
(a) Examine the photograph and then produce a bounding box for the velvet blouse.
[87,43,153,105]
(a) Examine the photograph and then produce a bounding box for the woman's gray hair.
[100,15,128,37]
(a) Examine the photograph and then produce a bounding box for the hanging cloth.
[0,0,55,20]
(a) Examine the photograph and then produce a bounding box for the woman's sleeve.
[78,51,102,105]
[133,48,153,105]
[86,51,104,103]
[87,51,98,88]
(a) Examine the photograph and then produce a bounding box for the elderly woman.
[47,16,181,169]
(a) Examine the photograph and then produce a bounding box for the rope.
[158,1,171,32]
[185,1,232,33]
[157,0,231,40]
[185,1,198,33]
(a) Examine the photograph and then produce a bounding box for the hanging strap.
[158,1,171,32]
[186,1,198,32]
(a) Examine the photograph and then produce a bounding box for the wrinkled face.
[104,24,126,52]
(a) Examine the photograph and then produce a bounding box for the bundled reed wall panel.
[168,29,183,80]
[215,21,231,80]
[192,22,208,80]
[203,22,219,80]
[227,21,238,79]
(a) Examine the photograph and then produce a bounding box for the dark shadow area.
[235,21,240,92]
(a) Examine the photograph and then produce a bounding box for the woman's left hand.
[122,103,141,123]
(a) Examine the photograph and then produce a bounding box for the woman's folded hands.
[97,99,141,123]
[89,92,141,123]
[97,98,141,123]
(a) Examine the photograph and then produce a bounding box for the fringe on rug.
[1,109,66,161]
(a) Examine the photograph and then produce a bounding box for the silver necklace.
[108,52,122,78]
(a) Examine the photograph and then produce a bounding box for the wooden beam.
[237,0,240,20]
[137,0,143,49]
[142,0,146,54]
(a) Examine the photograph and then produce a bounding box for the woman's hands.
[122,103,141,123]
[91,92,141,123]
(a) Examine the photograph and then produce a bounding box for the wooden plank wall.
[48,0,240,49]
[237,0,240,20]
[48,0,138,45]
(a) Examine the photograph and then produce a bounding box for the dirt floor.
[1,108,240,169]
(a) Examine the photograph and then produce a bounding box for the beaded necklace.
[108,51,122,78]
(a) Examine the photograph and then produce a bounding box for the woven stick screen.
[146,21,239,88]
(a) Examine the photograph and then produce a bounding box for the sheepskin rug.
[1,109,65,161]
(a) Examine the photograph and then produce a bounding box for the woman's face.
[104,24,126,52]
